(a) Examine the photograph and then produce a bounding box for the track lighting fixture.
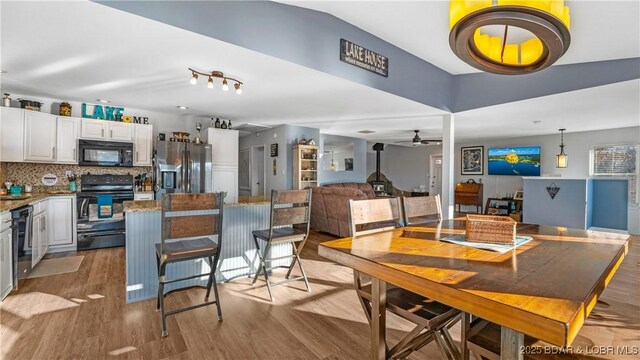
[188,68,243,95]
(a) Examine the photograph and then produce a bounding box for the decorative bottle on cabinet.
[293,144,319,190]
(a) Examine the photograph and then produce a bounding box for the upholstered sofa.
[310,183,377,237]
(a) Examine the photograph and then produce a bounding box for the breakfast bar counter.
[123,196,292,303]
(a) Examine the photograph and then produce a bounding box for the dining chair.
[461,313,544,360]
[251,189,312,302]
[156,192,224,337]
[349,197,462,360]
[401,194,442,226]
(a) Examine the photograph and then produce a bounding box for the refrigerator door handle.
[185,150,191,193]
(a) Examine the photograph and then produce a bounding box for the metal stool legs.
[251,235,274,301]
[156,253,223,337]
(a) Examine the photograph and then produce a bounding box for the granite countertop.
[0,191,77,213]
[124,200,160,213]
[124,195,271,213]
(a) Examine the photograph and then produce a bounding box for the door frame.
[429,154,443,196]
[250,145,266,196]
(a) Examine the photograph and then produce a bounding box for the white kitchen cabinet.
[80,119,107,140]
[1,228,12,301]
[207,128,239,167]
[134,192,154,201]
[80,119,134,142]
[0,107,25,162]
[133,124,153,166]
[109,122,134,141]
[56,117,79,163]
[212,166,238,203]
[32,212,49,267]
[24,111,57,162]
[48,196,75,248]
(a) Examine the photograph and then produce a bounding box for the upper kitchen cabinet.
[24,111,57,162]
[109,122,134,141]
[0,107,25,162]
[56,117,79,164]
[207,128,239,167]
[133,124,153,166]
[80,119,108,140]
[80,119,134,142]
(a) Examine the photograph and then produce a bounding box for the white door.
[56,117,79,163]
[430,155,443,196]
[80,119,107,139]
[49,198,73,246]
[0,228,13,300]
[213,166,238,203]
[251,146,265,196]
[0,107,25,162]
[24,111,57,162]
[109,122,134,141]
[133,124,153,166]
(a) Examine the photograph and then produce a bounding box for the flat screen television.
[488,146,541,176]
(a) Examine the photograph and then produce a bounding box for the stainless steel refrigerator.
[154,141,212,198]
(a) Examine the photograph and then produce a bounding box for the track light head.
[207,77,214,89]
[190,72,198,85]
[234,82,242,95]
[222,79,229,91]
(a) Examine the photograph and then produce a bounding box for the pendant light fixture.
[189,68,243,94]
[449,0,571,75]
[556,128,568,168]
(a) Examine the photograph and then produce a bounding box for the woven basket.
[465,214,516,244]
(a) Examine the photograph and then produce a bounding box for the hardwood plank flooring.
[1,231,638,359]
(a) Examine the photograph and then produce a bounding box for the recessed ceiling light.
[176,105,189,110]
[357,130,376,134]
[533,120,541,124]
[0,70,6,74]
[97,99,110,103]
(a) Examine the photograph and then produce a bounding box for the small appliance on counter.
[9,185,23,195]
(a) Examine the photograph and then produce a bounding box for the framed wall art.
[461,146,484,175]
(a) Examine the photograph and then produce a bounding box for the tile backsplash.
[1,162,151,191]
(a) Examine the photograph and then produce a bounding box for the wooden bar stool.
[156,192,224,337]
[251,189,312,302]
[349,198,462,359]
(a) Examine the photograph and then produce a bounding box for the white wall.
[455,126,640,234]
[366,144,442,191]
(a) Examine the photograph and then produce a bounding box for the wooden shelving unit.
[293,144,319,190]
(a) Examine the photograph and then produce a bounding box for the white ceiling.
[282,0,640,75]
[0,0,443,128]
[1,1,638,146]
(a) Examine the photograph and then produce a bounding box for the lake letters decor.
[82,103,149,124]
[461,146,484,175]
[340,39,388,77]
[546,183,560,199]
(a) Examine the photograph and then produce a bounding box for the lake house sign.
[340,39,388,77]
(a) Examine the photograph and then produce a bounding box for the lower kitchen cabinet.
[48,196,76,248]
[32,211,49,268]
[1,228,12,300]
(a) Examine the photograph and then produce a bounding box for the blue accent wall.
[523,179,588,229]
[591,179,628,230]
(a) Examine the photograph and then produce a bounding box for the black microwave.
[78,140,133,167]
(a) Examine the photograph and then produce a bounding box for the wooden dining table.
[318,219,630,360]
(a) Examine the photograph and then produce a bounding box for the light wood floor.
[1,231,638,359]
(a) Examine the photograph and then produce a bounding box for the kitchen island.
[124,196,292,303]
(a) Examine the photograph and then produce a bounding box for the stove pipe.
[372,143,384,181]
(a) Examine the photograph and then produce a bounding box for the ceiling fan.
[395,130,441,147]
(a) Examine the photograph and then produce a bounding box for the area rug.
[27,256,84,278]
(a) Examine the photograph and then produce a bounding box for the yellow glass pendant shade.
[521,38,543,65]
[450,0,570,73]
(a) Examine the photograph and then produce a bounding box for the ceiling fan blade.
[421,139,441,143]
[394,140,415,143]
